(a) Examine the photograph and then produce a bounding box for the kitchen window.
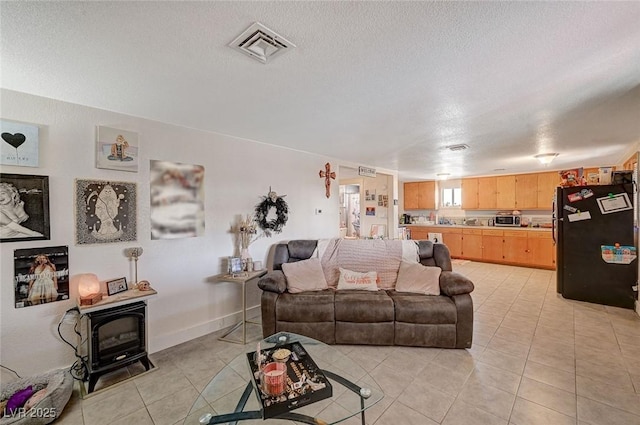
[439,179,462,209]
[442,188,461,207]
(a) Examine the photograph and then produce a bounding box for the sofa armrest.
[439,271,474,296]
[258,271,287,294]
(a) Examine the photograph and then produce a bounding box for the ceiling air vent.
[445,144,470,152]
[229,22,296,64]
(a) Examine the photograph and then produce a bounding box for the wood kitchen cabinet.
[407,226,429,241]
[441,227,463,257]
[477,177,497,209]
[515,174,538,210]
[496,175,516,209]
[404,182,420,210]
[411,226,555,269]
[460,171,559,211]
[482,229,504,262]
[536,172,560,209]
[461,229,483,260]
[404,181,435,210]
[527,231,555,268]
[461,178,478,209]
[502,231,529,264]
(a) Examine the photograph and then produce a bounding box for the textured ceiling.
[2,1,639,180]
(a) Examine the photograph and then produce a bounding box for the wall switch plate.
[315,208,323,215]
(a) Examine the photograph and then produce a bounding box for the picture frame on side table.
[0,173,50,243]
[106,277,128,296]
[229,257,243,275]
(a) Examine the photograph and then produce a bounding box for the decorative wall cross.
[319,162,336,198]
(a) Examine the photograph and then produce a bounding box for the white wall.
[0,89,341,376]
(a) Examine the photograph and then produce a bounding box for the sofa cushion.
[337,268,379,291]
[275,290,335,322]
[395,261,441,295]
[335,290,394,322]
[388,291,457,324]
[281,258,328,294]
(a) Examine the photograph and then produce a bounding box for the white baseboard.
[149,304,261,353]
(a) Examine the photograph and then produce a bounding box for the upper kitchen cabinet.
[496,175,516,210]
[461,178,478,209]
[515,173,538,210]
[404,181,435,210]
[455,171,559,211]
[477,177,497,209]
[536,172,560,209]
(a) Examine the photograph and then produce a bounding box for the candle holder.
[124,247,144,288]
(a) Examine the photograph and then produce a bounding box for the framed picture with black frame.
[106,277,128,296]
[0,173,50,243]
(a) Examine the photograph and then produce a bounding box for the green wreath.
[255,190,289,237]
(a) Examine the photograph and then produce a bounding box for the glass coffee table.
[185,332,383,424]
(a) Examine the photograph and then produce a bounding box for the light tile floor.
[53,262,640,425]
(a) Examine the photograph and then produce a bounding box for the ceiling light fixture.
[534,153,559,165]
[444,144,470,152]
[436,173,450,180]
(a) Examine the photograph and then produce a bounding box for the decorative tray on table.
[245,341,333,419]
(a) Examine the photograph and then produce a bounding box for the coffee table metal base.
[200,370,370,425]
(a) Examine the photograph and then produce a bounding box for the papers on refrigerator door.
[567,211,591,222]
[596,192,632,214]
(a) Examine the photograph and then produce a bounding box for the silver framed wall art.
[75,179,137,244]
[0,173,50,243]
[96,126,139,172]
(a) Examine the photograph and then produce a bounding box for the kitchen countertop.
[402,224,552,232]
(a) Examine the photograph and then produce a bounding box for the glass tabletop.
[184,332,384,424]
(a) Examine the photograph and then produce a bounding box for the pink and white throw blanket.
[317,239,419,289]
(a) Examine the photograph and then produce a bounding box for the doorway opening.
[339,184,360,238]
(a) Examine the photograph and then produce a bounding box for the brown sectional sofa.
[258,239,475,348]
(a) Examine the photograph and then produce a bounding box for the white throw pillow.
[395,261,441,295]
[281,258,329,294]
[337,268,379,291]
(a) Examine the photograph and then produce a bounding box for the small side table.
[216,270,267,344]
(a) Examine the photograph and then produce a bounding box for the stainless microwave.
[495,215,521,227]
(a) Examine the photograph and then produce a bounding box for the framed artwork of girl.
[14,246,69,308]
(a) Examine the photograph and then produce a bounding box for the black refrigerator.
[555,184,637,309]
